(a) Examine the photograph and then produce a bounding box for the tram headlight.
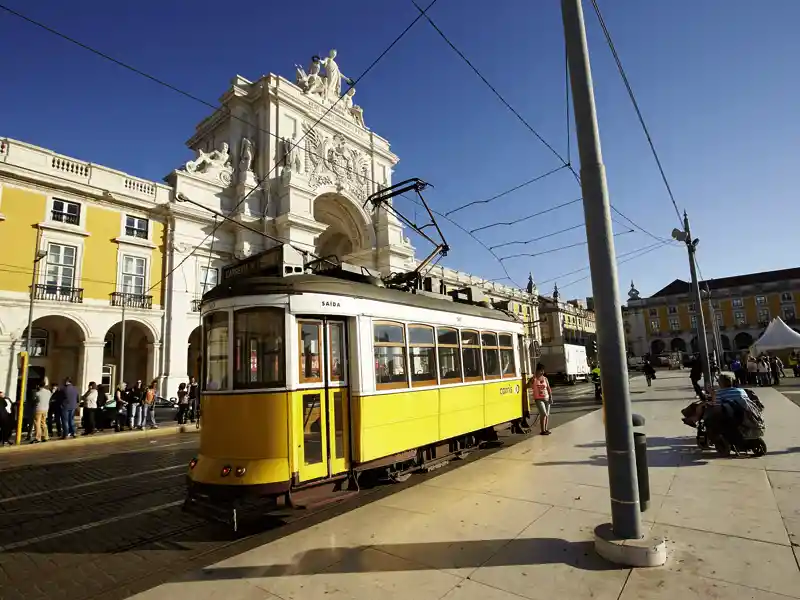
[221,465,232,477]
[189,458,198,469]
[235,466,246,477]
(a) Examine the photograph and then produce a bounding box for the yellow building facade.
[0,139,172,400]
[628,269,800,359]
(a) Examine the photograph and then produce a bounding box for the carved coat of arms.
[302,124,370,201]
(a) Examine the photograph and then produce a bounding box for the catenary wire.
[444,165,568,217]
[499,229,634,261]
[589,0,683,226]
[489,223,585,251]
[411,0,667,247]
[558,240,678,290]
[470,198,582,234]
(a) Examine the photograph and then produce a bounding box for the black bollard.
[633,432,650,512]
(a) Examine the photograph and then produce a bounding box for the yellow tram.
[185,245,529,520]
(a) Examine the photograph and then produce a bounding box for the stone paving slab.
[126,370,800,600]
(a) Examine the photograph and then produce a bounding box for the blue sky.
[2,0,798,301]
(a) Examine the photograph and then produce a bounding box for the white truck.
[536,343,591,384]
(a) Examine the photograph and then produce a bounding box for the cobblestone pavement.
[0,385,602,600]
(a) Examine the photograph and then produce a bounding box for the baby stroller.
[681,389,767,457]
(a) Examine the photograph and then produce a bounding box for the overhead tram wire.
[444,165,569,217]
[410,0,667,245]
[498,228,634,262]
[470,198,582,234]
[489,223,585,251]
[589,0,683,226]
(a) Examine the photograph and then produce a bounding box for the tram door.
[297,318,350,482]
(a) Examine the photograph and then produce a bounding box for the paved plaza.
[127,371,800,600]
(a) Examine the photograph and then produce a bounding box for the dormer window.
[125,215,149,239]
[52,199,80,225]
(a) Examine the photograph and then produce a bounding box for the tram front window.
[204,312,229,391]
[233,307,285,389]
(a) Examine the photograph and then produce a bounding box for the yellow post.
[16,351,29,446]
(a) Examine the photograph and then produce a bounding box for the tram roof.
[203,273,519,323]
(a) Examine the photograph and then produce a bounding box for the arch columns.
[79,339,106,390]
[147,342,161,390]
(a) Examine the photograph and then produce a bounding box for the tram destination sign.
[222,247,283,282]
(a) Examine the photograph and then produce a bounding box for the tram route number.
[500,384,521,395]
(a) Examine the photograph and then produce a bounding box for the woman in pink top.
[531,364,553,435]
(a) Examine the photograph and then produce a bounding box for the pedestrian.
[141,380,158,430]
[176,382,189,425]
[129,380,145,430]
[188,377,199,423]
[96,384,108,431]
[530,364,553,436]
[768,354,781,386]
[643,359,656,387]
[0,390,13,446]
[114,383,128,432]
[82,381,98,435]
[730,356,744,387]
[48,383,63,438]
[33,381,52,443]
[689,357,703,398]
[757,355,770,387]
[747,354,758,385]
[60,377,79,439]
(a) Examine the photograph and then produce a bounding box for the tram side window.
[461,329,482,381]
[233,307,285,389]
[374,322,408,389]
[409,325,437,387]
[203,312,229,391]
[482,332,501,379]
[499,333,516,378]
[299,321,322,384]
[437,327,462,384]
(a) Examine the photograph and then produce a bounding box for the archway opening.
[720,334,731,352]
[313,192,370,262]
[734,332,754,351]
[650,339,666,355]
[188,326,202,381]
[22,315,87,395]
[104,321,156,388]
[670,338,687,353]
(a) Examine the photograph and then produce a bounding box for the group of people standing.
[731,354,785,387]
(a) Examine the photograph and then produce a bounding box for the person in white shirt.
[82,381,99,436]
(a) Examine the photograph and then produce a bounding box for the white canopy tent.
[750,317,800,352]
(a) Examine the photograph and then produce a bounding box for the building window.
[715,312,723,326]
[734,311,746,326]
[23,327,49,357]
[44,243,77,291]
[649,308,657,317]
[732,298,744,308]
[669,318,680,331]
[121,255,147,295]
[668,306,677,314]
[781,292,794,303]
[499,333,516,377]
[199,266,218,294]
[374,322,407,389]
[755,295,767,306]
[461,329,482,381]
[437,327,461,384]
[649,320,660,333]
[408,325,436,387]
[299,320,322,384]
[690,315,698,330]
[104,332,115,358]
[51,199,81,225]
[203,311,229,391]
[234,307,284,389]
[688,303,696,313]
[481,332,501,379]
[783,307,796,322]
[757,308,770,324]
[125,215,149,239]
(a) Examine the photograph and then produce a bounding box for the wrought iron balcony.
[32,284,83,303]
[191,298,202,312]
[51,209,80,225]
[110,291,153,309]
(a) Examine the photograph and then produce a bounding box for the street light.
[672,213,713,392]
[17,247,48,445]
